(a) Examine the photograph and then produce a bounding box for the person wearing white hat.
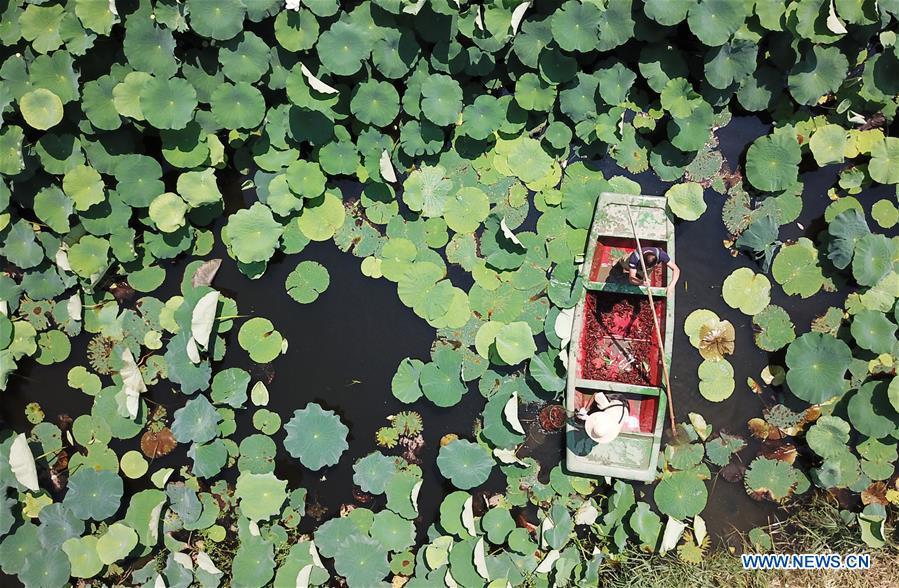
[576,392,629,444]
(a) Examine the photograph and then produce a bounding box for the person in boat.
[619,247,680,295]
[573,392,638,444]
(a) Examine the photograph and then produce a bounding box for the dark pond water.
[3,116,890,584]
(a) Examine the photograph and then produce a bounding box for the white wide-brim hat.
[583,395,628,444]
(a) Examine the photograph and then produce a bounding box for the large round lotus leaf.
[297,191,346,241]
[351,80,400,128]
[420,74,463,126]
[274,9,319,51]
[172,395,221,444]
[698,358,735,402]
[827,208,870,270]
[232,535,275,588]
[187,0,245,40]
[353,452,399,495]
[871,200,898,229]
[63,468,123,521]
[444,187,490,233]
[285,261,330,304]
[370,509,415,552]
[851,310,897,354]
[788,45,849,106]
[665,182,706,221]
[772,238,824,298]
[869,137,899,184]
[219,32,270,83]
[403,165,452,217]
[317,21,369,75]
[744,457,796,502]
[238,317,284,364]
[139,76,197,130]
[494,322,537,365]
[722,268,770,315]
[785,333,851,404]
[333,535,389,586]
[459,95,505,139]
[149,193,188,233]
[704,39,757,89]
[848,381,898,439]
[235,472,287,520]
[391,357,424,403]
[686,0,747,46]
[437,439,494,490]
[481,506,515,545]
[96,522,138,565]
[63,165,105,211]
[684,309,719,348]
[653,471,707,519]
[19,89,63,130]
[745,133,801,192]
[852,233,894,287]
[751,305,795,352]
[809,124,847,166]
[211,82,265,129]
[505,137,555,184]
[420,362,466,407]
[224,203,283,264]
[62,535,102,578]
[551,1,601,52]
[806,415,851,459]
[283,403,349,470]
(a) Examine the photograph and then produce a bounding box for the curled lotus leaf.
[684,309,719,348]
[752,305,795,352]
[698,319,735,361]
[806,416,851,459]
[284,403,349,471]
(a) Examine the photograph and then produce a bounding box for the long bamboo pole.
[625,204,676,431]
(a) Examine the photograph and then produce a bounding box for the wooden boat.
[565,192,674,482]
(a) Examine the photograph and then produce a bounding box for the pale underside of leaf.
[173,551,193,571]
[474,537,490,579]
[511,2,532,34]
[462,495,477,536]
[300,64,338,95]
[119,348,147,419]
[55,246,71,272]
[503,391,525,434]
[500,218,522,245]
[196,551,222,575]
[9,433,39,492]
[660,516,687,554]
[192,259,222,288]
[693,514,707,545]
[67,292,82,321]
[826,0,848,34]
[535,549,560,573]
[379,150,397,183]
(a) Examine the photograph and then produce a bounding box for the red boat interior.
[579,291,665,388]
[574,387,658,434]
[588,236,668,288]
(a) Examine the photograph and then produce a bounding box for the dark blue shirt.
[626,247,670,270]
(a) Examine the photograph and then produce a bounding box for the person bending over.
[619,247,680,296]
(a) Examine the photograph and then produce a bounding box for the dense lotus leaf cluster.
[0,0,898,585]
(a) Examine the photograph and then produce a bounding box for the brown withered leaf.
[191,259,222,288]
[763,443,798,465]
[141,427,177,459]
[748,418,771,440]
[862,481,888,506]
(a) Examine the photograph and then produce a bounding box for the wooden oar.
[625,204,677,431]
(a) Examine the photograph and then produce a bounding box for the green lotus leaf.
[62,535,102,579]
[687,0,747,46]
[751,305,795,351]
[666,182,706,221]
[420,361,466,407]
[772,238,824,298]
[317,21,369,76]
[698,358,735,402]
[224,203,283,264]
[353,452,400,495]
[371,509,415,552]
[232,535,275,588]
[219,31,270,83]
[392,357,424,403]
[63,164,105,211]
[684,309,719,348]
[140,76,197,130]
[33,185,73,233]
[351,80,400,128]
[420,74,463,127]
[235,472,287,521]
[459,95,505,139]
[19,89,63,130]
[444,187,490,234]
[68,235,110,279]
[644,0,690,25]
[63,468,123,521]
[211,82,265,129]
[629,502,662,549]
[285,160,327,199]
[848,381,898,439]
[852,233,895,287]
[871,200,898,229]
[0,126,25,175]
[809,124,847,166]
[284,403,349,470]
[653,470,707,520]
[286,260,330,304]
[806,415,851,459]
[297,191,346,241]
[722,268,770,315]
[827,208,869,270]
[745,133,801,192]
[211,367,250,408]
[551,1,601,52]
[187,0,245,40]
[20,4,65,53]
[705,433,746,467]
[172,395,221,444]
[788,45,849,106]
[889,376,899,413]
[785,332,851,404]
[114,154,165,207]
[851,310,897,354]
[596,63,636,105]
[238,317,284,364]
[869,137,899,184]
[437,439,494,490]
[333,535,389,586]
[494,321,537,365]
[812,448,860,489]
[744,457,797,502]
[149,193,188,233]
[96,522,138,565]
[704,40,757,89]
